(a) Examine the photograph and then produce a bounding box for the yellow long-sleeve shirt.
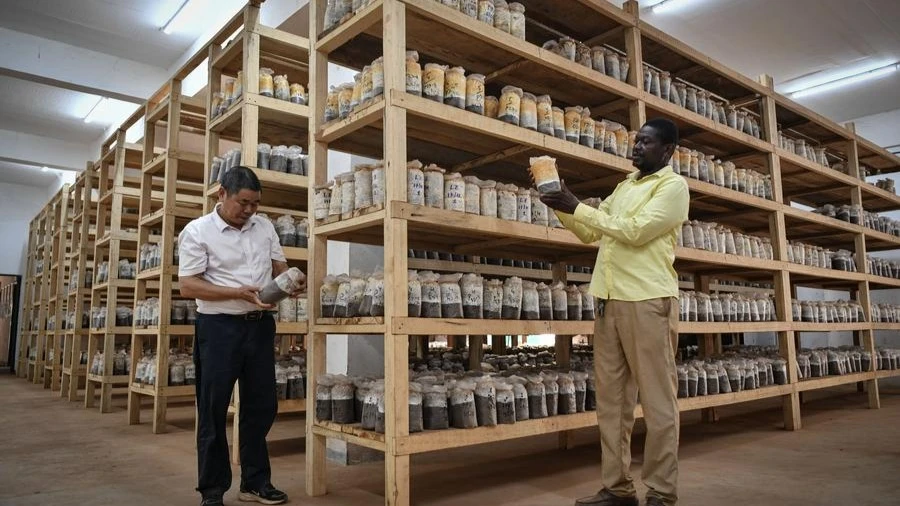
[556,166,689,301]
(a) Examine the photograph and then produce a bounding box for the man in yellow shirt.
[541,118,689,506]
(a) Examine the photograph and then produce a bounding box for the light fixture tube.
[790,63,899,100]
[83,97,107,124]
[161,0,192,35]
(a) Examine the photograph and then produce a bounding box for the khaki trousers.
[594,297,679,505]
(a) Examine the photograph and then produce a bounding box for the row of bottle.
[67,267,93,292]
[95,259,138,283]
[276,296,309,324]
[133,351,195,387]
[645,64,762,139]
[89,348,131,377]
[314,160,566,230]
[324,0,526,38]
[814,204,900,236]
[787,242,856,271]
[672,147,772,199]
[871,304,900,323]
[777,132,831,168]
[678,357,788,398]
[678,291,777,323]
[797,348,872,379]
[543,38,630,82]
[791,299,865,323]
[869,256,900,279]
[210,69,307,119]
[678,221,774,259]
[269,214,309,248]
[317,369,595,431]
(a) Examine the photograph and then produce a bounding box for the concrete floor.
[2,374,899,506]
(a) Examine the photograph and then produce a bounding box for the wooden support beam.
[589,97,634,118]
[452,145,532,172]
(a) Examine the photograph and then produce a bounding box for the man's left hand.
[540,180,581,214]
[290,272,307,297]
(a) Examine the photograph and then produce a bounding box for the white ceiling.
[0,0,204,68]
[0,75,112,143]
[0,160,71,188]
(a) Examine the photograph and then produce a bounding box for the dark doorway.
[1,275,21,373]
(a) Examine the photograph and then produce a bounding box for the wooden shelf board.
[87,374,130,385]
[276,398,307,414]
[395,384,791,455]
[858,183,900,213]
[876,369,900,379]
[394,318,594,336]
[283,246,309,262]
[871,323,900,331]
[275,321,308,334]
[856,136,900,174]
[312,421,386,452]
[786,264,866,288]
[129,383,195,398]
[136,267,163,281]
[678,321,787,334]
[862,228,900,252]
[794,322,870,332]
[796,372,873,392]
[868,276,900,290]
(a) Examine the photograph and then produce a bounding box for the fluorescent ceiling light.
[162,0,193,34]
[83,97,106,124]
[790,63,899,99]
[652,0,700,15]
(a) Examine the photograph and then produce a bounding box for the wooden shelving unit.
[61,167,98,401]
[85,110,146,413]
[202,2,311,460]
[43,184,74,391]
[24,196,56,384]
[16,215,43,378]
[127,64,208,433]
[305,1,900,503]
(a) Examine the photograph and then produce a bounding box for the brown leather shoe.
[575,489,638,506]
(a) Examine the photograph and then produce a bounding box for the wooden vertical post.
[623,0,646,130]
[306,0,330,497]
[759,74,800,430]
[845,122,879,409]
[383,2,411,504]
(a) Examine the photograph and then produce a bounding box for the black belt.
[213,311,270,320]
[241,311,269,321]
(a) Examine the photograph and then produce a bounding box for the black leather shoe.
[238,484,288,505]
[575,489,639,506]
[200,495,224,506]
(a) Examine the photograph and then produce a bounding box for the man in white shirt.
[179,167,305,506]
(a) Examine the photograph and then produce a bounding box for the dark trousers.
[194,313,277,497]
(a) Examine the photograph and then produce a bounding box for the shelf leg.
[152,395,168,434]
[782,391,801,431]
[128,391,141,425]
[385,454,411,506]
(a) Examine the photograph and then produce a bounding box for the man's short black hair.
[222,166,262,195]
[644,118,679,146]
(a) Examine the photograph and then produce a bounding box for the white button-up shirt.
[178,205,286,315]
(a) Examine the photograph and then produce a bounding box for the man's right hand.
[234,285,275,310]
